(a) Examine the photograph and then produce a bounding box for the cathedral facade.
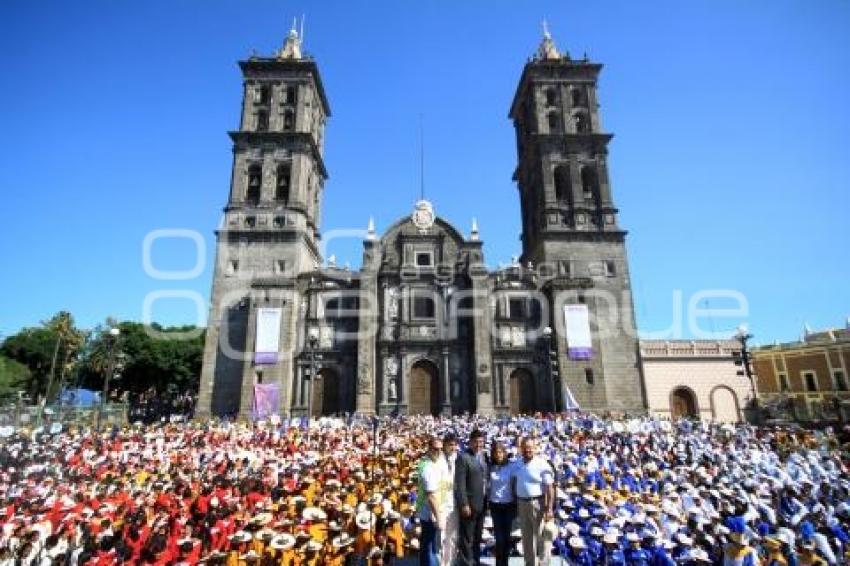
[196,28,647,419]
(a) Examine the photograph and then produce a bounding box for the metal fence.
[0,402,128,431]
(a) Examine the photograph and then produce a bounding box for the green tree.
[1,311,86,403]
[77,320,204,397]
[0,355,30,401]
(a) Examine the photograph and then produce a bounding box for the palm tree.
[41,311,85,404]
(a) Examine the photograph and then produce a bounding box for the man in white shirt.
[417,436,446,566]
[512,436,555,566]
[441,433,460,565]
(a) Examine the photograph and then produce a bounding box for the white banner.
[254,307,282,364]
[564,304,592,360]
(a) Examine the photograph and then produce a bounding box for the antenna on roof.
[419,113,425,201]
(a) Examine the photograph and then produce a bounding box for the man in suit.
[455,428,487,565]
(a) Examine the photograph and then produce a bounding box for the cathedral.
[196,26,648,419]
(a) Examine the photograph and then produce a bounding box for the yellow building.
[752,325,850,422]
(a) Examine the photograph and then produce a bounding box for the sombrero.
[229,531,252,543]
[355,511,372,530]
[270,533,296,551]
[332,534,355,549]
[302,507,327,521]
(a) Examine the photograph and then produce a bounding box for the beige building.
[639,340,752,422]
[752,324,850,422]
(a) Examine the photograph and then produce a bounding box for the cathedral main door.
[408,360,440,416]
[311,368,342,416]
[509,368,536,415]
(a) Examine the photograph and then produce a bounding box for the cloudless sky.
[0,0,848,344]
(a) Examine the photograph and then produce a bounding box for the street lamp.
[305,328,320,443]
[541,326,560,413]
[97,327,121,431]
[734,324,758,410]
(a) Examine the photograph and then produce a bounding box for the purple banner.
[252,383,280,421]
[254,352,278,364]
[568,347,593,360]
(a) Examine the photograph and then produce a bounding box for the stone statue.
[384,357,398,376]
[388,378,397,401]
[387,287,399,319]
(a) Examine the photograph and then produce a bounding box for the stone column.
[441,347,452,415]
[569,155,585,206]
[597,155,613,206]
[469,247,495,415]
[356,239,380,415]
[239,299,259,419]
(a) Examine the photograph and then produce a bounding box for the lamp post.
[541,326,560,413]
[306,328,319,444]
[734,324,758,410]
[97,327,120,431]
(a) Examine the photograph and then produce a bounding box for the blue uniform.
[625,546,652,566]
[604,546,627,566]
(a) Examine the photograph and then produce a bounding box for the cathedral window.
[574,112,589,133]
[581,166,600,204]
[258,84,271,105]
[604,260,616,277]
[415,252,432,267]
[276,163,291,202]
[273,216,285,228]
[545,87,557,106]
[412,294,436,319]
[547,111,561,133]
[507,297,527,320]
[244,216,256,228]
[325,298,340,318]
[585,368,595,385]
[571,87,587,107]
[256,110,269,132]
[283,110,295,131]
[554,165,572,203]
[285,86,297,105]
[246,164,262,203]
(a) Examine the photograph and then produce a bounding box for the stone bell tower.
[197,24,331,418]
[508,25,647,414]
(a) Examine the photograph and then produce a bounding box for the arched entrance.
[408,360,440,416]
[310,368,341,417]
[710,386,740,423]
[509,369,536,415]
[670,386,698,419]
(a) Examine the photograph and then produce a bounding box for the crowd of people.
[126,392,196,425]
[0,413,849,565]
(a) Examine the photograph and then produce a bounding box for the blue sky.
[0,0,848,344]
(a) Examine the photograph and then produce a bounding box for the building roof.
[754,325,850,353]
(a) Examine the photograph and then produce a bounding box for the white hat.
[355,511,372,530]
[569,536,586,549]
[302,507,327,521]
[270,534,296,550]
